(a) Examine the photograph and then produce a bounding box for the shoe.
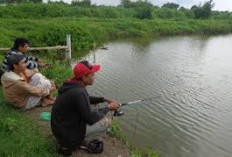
[58,147,73,156]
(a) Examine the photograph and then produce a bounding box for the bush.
[135,6,152,19]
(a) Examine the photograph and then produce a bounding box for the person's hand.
[37,59,46,67]
[104,98,117,104]
[49,85,56,93]
[50,80,56,88]
[108,102,120,111]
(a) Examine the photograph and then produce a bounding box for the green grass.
[0,17,232,54]
[0,53,68,157]
[0,3,231,53]
[0,88,59,157]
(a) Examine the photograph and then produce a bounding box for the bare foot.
[45,95,56,101]
[41,97,55,107]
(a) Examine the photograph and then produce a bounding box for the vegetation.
[161,2,179,10]
[0,0,232,156]
[191,0,215,18]
[0,2,231,52]
[0,100,58,157]
[0,0,42,3]
[72,0,91,6]
[0,53,69,157]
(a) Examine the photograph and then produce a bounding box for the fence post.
[65,35,71,60]
[93,42,96,64]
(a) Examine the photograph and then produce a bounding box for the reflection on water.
[75,34,232,157]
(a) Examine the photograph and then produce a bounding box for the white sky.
[44,0,232,11]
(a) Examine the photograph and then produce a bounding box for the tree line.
[120,0,215,19]
[0,0,42,3]
[0,0,230,20]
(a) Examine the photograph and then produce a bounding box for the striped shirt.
[1,48,39,72]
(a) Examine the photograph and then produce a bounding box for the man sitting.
[51,60,119,156]
[1,54,56,110]
[0,37,46,81]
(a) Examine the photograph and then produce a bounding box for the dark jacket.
[51,81,109,148]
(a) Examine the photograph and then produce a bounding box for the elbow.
[86,119,96,125]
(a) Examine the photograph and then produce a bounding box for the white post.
[93,42,96,64]
[66,35,71,60]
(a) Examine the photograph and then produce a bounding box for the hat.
[74,60,100,78]
[6,54,24,70]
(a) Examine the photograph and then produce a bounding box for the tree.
[135,0,153,8]
[135,0,153,19]
[0,0,42,3]
[161,2,179,10]
[201,0,214,18]
[121,0,131,8]
[72,0,91,6]
[136,6,152,19]
[191,5,198,10]
[191,0,214,18]
[30,0,42,2]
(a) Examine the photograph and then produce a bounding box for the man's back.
[51,81,87,146]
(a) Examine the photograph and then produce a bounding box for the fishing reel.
[113,108,124,116]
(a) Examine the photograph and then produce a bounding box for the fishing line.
[114,95,164,116]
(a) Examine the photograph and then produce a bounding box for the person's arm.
[37,58,46,67]
[76,94,109,125]
[26,55,38,62]
[25,56,46,68]
[89,96,105,104]
[15,80,50,97]
[24,56,39,69]
[104,98,117,104]
[89,97,118,104]
[77,93,119,125]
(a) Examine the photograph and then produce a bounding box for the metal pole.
[65,35,71,60]
[93,42,96,64]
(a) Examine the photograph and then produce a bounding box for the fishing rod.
[114,95,163,116]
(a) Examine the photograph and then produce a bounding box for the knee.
[32,73,42,79]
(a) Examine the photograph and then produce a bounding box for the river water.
[78,34,232,157]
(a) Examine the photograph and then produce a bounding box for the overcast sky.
[44,0,232,11]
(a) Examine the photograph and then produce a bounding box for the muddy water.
[77,34,232,157]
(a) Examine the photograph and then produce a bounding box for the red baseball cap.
[74,60,100,78]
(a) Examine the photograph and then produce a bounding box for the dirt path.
[26,106,130,157]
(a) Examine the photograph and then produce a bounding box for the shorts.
[24,73,51,110]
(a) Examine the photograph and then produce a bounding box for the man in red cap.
[51,60,119,156]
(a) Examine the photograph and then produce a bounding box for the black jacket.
[51,81,109,148]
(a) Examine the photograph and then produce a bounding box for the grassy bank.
[0,54,70,157]
[0,3,232,53]
[0,93,58,157]
[0,17,232,52]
